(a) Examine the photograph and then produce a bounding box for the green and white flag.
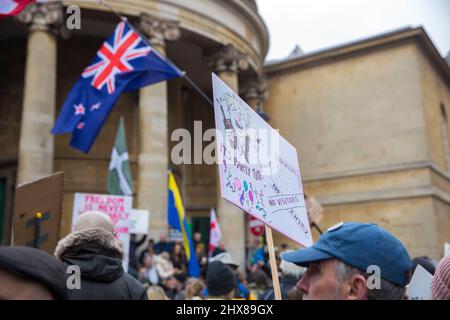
[108,117,133,196]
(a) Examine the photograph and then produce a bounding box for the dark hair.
[411,256,436,275]
[335,261,405,300]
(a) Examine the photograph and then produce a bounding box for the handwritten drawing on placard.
[72,193,132,271]
[212,73,313,247]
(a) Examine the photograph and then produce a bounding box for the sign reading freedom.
[212,73,313,247]
[72,193,132,271]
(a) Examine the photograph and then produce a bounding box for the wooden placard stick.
[264,225,282,300]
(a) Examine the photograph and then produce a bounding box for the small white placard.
[129,209,149,235]
[406,264,433,300]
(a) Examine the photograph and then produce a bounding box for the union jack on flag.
[52,21,183,153]
[81,22,151,94]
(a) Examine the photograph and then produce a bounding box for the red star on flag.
[74,103,85,116]
[76,122,85,130]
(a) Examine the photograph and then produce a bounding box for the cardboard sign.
[129,209,149,235]
[13,172,64,254]
[72,193,132,271]
[406,264,433,300]
[306,197,324,225]
[212,73,313,247]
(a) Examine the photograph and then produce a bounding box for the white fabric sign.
[212,73,313,247]
[72,193,132,271]
[209,208,222,255]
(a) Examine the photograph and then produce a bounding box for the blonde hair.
[146,285,169,300]
[185,279,205,300]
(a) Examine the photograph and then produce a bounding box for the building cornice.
[64,0,269,72]
[304,161,450,206]
[265,27,450,88]
[303,161,450,183]
[317,186,450,206]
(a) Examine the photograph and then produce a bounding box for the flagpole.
[99,0,214,108]
[182,74,214,107]
[98,0,125,22]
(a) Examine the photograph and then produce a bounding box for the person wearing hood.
[55,210,147,300]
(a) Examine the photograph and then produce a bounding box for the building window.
[440,104,450,172]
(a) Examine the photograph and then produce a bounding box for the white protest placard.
[212,73,313,247]
[129,209,149,235]
[445,243,450,257]
[72,193,132,271]
[406,264,433,300]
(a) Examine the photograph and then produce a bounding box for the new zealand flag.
[52,21,183,153]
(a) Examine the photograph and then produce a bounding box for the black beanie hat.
[207,261,237,297]
[0,246,69,300]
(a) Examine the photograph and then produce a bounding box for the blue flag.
[168,172,201,278]
[52,21,183,153]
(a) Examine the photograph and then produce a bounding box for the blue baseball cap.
[281,222,412,287]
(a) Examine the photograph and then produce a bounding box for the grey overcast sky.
[257,0,450,61]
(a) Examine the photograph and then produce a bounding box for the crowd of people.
[0,210,448,300]
[129,231,279,300]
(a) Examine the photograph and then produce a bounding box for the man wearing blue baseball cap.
[281,222,412,300]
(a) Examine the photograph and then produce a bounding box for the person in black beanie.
[206,261,237,300]
[0,246,69,300]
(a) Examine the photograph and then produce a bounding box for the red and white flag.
[209,208,222,257]
[0,0,51,17]
[0,0,35,17]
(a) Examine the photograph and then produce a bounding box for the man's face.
[296,259,347,300]
[0,267,54,300]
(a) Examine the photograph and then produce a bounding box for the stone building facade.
[0,0,268,268]
[265,27,450,259]
[0,1,449,266]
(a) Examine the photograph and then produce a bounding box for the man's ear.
[346,274,368,300]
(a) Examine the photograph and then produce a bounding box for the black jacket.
[55,228,147,300]
[260,275,299,300]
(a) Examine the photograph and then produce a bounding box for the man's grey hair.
[335,260,405,300]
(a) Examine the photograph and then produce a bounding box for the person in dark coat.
[153,233,173,255]
[55,211,147,300]
[0,246,69,300]
[128,234,147,279]
[260,251,306,300]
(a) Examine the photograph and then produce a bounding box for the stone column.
[138,14,180,239]
[16,2,62,184]
[241,77,269,111]
[208,45,249,270]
